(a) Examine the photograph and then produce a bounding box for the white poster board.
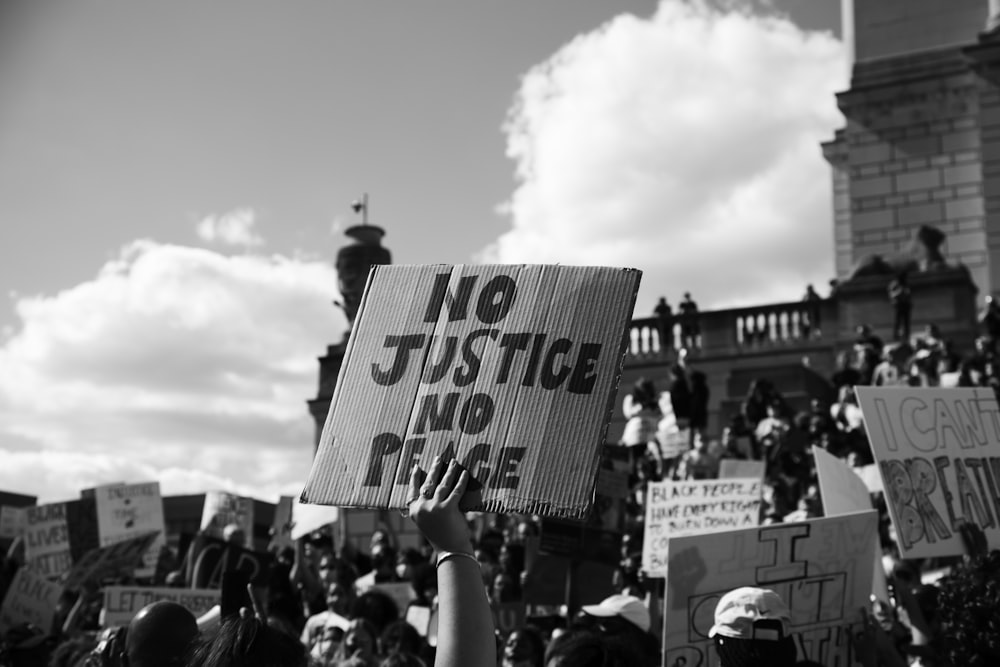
[0,567,62,633]
[856,386,1000,558]
[200,491,254,548]
[102,586,220,628]
[664,511,878,667]
[641,478,761,577]
[813,447,890,604]
[94,482,166,578]
[23,503,72,579]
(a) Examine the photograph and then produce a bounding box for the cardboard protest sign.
[0,567,62,633]
[663,511,878,667]
[102,586,219,628]
[302,264,641,518]
[62,531,159,591]
[813,447,890,604]
[642,478,761,577]
[24,503,73,579]
[856,386,1000,558]
[718,459,765,480]
[200,492,254,548]
[185,534,274,589]
[94,482,166,578]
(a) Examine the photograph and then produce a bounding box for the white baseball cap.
[581,594,651,633]
[708,587,791,640]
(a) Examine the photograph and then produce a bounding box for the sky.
[0,0,845,504]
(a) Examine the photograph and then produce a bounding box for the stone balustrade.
[627,299,838,359]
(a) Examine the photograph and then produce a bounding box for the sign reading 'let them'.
[302,264,641,519]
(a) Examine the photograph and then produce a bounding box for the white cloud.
[196,208,265,247]
[0,240,346,503]
[484,0,847,315]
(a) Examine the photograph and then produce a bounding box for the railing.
[627,299,837,359]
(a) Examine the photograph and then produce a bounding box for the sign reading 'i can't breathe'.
[302,264,641,519]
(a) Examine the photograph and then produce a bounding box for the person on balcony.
[802,284,822,338]
[679,293,699,349]
[653,297,672,349]
[888,272,913,342]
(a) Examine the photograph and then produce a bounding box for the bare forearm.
[435,557,496,667]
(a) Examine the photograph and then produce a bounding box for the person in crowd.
[676,432,719,480]
[301,580,352,660]
[979,294,1000,339]
[679,292,700,348]
[573,593,659,666]
[653,297,673,349]
[888,272,912,341]
[126,601,200,667]
[354,544,402,595]
[620,377,663,469]
[708,587,797,667]
[327,618,380,667]
[501,626,545,667]
[802,283,822,338]
[410,457,496,667]
[688,370,710,447]
[872,342,914,387]
[188,610,307,667]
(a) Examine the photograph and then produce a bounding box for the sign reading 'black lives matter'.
[301,264,641,518]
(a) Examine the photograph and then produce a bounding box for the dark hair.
[378,620,425,657]
[715,635,797,667]
[188,615,306,667]
[544,630,643,667]
[505,626,546,667]
[936,550,1000,666]
[351,590,400,635]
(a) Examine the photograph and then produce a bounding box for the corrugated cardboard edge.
[299,263,400,505]
[301,264,642,521]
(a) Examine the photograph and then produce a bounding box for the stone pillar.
[309,222,392,450]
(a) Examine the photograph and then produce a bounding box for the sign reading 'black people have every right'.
[302,264,641,519]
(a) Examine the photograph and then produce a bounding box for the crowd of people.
[3,299,1000,667]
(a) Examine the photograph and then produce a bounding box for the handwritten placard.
[24,503,73,579]
[102,586,219,628]
[302,264,641,518]
[664,511,878,667]
[856,387,1000,558]
[0,567,62,633]
[94,482,166,578]
[200,492,254,548]
[642,478,761,577]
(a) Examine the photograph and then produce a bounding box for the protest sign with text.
[24,502,73,579]
[0,567,62,633]
[185,534,274,589]
[200,492,254,548]
[664,511,878,667]
[856,387,1000,558]
[102,586,220,628]
[302,264,641,518]
[94,482,166,578]
[642,478,761,577]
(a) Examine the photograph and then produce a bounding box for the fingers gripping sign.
[407,456,474,555]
